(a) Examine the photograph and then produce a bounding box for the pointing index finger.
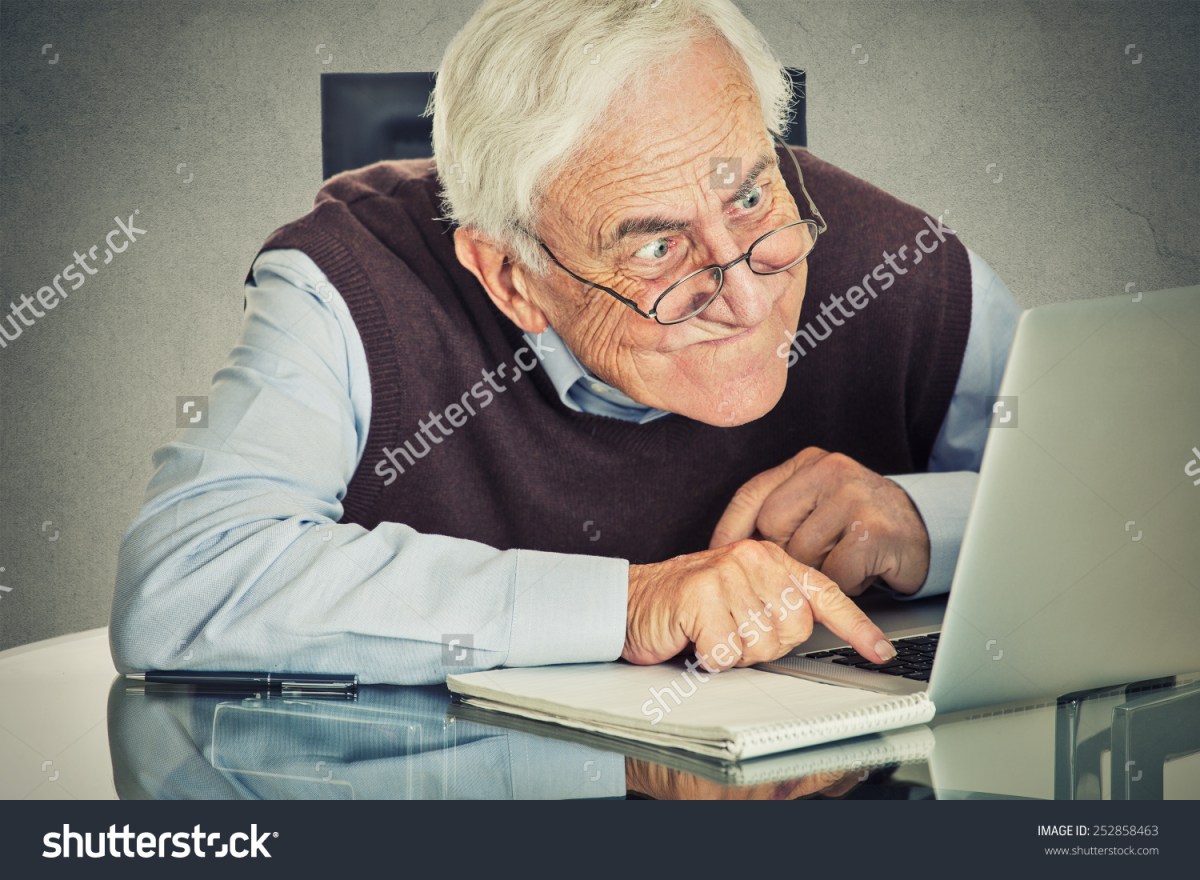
[781,557,896,664]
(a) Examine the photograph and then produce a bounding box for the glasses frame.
[535,133,827,325]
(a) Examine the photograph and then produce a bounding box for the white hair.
[425,0,796,274]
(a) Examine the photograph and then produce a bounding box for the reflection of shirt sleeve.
[350,731,625,799]
[110,249,628,684]
[884,249,1021,599]
[506,736,627,800]
[110,681,628,799]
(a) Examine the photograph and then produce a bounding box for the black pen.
[125,683,357,701]
[126,670,358,693]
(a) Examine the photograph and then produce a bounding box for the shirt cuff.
[882,471,978,600]
[505,548,628,667]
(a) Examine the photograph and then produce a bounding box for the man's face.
[525,36,808,426]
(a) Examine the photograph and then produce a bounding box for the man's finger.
[781,557,895,663]
[693,610,745,673]
[820,537,875,597]
[739,601,786,665]
[729,544,815,652]
[783,501,849,569]
[753,473,832,547]
[710,448,826,549]
[709,462,798,549]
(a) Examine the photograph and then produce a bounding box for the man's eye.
[735,184,764,211]
[634,238,671,260]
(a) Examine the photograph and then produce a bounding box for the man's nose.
[700,242,776,326]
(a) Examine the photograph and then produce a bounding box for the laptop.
[761,285,1200,714]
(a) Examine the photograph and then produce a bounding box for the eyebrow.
[598,152,778,254]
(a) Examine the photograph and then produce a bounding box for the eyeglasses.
[535,134,827,325]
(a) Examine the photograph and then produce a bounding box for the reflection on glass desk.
[106,674,1200,801]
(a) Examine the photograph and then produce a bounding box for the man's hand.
[622,539,897,671]
[625,755,864,800]
[709,447,931,596]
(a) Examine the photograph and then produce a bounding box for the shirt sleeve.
[109,249,628,684]
[883,248,1021,599]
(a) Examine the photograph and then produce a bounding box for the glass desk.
[3,628,1199,800]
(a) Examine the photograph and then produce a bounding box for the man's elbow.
[109,571,163,674]
[109,533,195,673]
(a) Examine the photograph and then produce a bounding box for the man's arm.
[113,249,895,681]
[884,248,1021,598]
[707,248,1021,600]
[109,249,628,684]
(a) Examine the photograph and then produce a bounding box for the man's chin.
[638,325,792,424]
[681,371,788,427]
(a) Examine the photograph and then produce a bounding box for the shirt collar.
[532,326,671,424]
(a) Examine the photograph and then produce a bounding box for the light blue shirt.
[110,246,1019,684]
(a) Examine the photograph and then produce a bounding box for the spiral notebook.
[447,660,935,762]
[451,699,936,786]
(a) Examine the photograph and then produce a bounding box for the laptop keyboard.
[797,633,939,682]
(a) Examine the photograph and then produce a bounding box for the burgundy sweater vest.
[250,145,972,563]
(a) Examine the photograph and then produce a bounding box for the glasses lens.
[748,220,818,274]
[654,268,722,324]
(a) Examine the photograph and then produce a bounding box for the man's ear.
[453,228,549,335]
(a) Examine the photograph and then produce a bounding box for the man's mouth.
[697,325,754,347]
[657,317,769,355]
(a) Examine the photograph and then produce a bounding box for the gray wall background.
[2,0,1197,650]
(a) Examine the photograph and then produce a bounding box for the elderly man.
[111,0,1019,684]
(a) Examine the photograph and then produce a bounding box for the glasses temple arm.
[773,132,827,234]
[536,241,654,319]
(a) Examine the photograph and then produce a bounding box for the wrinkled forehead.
[538,53,774,247]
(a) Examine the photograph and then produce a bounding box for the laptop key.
[874,665,920,676]
[903,671,931,681]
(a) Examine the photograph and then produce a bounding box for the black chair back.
[321,68,806,179]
